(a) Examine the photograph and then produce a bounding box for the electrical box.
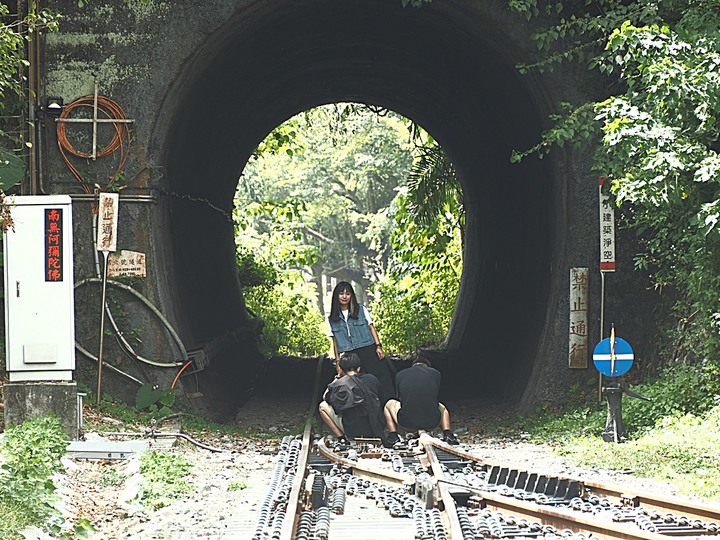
[3,195,75,381]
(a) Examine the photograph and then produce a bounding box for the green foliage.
[595,13,720,364]
[519,402,605,443]
[510,102,598,162]
[524,359,720,445]
[0,147,24,191]
[95,396,156,429]
[0,4,60,195]
[518,365,720,501]
[0,4,59,114]
[100,468,127,487]
[228,479,248,491]
[244,274,328,357]
[513,380,606,442]
[136,450,193,510]
[135,384,175,418]
[238,103,413,280]
[252,122,303,159]
[237,245,279,288]
[373,276,454,354]
[623,360,720,431]
[406,142,463,229]
[235,197,327,357]
[0,416,90,539]
[372,190,462,354]
[510,0,720,369]
[237,104,464,357]
[236,104,415,357]
[508,1,665,73]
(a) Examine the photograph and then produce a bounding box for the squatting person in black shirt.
[318,352,387,446]
[384,356,459,445]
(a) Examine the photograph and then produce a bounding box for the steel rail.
[279,356,325,540]
[582,480,720,525]
[301,433,720,540]
[316,437,415,487]
[271,358,720,540]
[419,433,465,539]
[425,437,720,526]
[475,490,675,540]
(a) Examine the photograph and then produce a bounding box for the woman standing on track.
[327,281,394,404]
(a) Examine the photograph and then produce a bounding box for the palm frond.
[407,143,463,227]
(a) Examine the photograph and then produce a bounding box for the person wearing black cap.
[318,352,387,445]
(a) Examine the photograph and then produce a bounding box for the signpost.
[96,192,119,404]
[592,328,649,442]
[598,177,616,400]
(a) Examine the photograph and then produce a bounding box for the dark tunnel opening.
[164,0,556,411]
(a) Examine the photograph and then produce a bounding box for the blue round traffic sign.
[593,337,634,377]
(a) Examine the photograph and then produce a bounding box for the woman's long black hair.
[329,281,360,322]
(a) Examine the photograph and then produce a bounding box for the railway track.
[247,362,720,540]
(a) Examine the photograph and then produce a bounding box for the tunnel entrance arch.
[162,0,558,410]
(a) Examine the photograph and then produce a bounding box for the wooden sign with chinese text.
[569,267,589,368]
[97,193,119,252]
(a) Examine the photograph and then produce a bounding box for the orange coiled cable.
[56,94,131,195]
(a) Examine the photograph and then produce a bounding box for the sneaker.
[337,436,350,446]
[442,432,459,445]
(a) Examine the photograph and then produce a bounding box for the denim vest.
[329,306,375,352]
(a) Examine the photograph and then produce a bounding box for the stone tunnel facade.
[31,0,656,417]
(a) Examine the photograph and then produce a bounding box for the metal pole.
[599,271,606,404]
[92,80,98,160]
[96,250,110,405]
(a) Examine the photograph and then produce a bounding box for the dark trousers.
[352,343,395,405]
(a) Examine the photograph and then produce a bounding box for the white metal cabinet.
[3,195,75,381]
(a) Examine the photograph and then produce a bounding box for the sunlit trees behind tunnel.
[234,104,463,358]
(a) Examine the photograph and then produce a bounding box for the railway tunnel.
[160,0,559,411]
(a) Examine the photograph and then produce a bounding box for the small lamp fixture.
[45,96,64,117]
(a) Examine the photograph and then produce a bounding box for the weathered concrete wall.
[4,381,80,439]
[32,0,657,416]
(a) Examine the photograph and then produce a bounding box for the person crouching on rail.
[318,352,388,447]
[384,356,459,445]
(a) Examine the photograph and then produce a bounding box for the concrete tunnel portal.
[163,0,557,410]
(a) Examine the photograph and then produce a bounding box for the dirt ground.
[61,389,695,540]
[229,356,520,439]
[6,359,695,540]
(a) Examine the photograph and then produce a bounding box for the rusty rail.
[270,360,720,540]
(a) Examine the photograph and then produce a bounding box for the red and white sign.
[599,177,616,272]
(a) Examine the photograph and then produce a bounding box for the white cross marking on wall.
[55,81,135,160]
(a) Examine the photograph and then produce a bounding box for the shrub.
[245,275,328,358]
[136,450,193,510]
[623,360,720,433]
[0,416,79,539]
[372,276,452,354]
